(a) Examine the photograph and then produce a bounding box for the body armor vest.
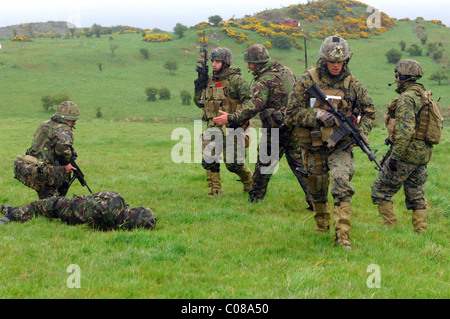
[204,74,242,126]
[294,67,354,147]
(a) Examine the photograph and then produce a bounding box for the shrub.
[180,90,192,105]
[407,44,422,56]
[139,48,150,59]
[145,87,158,101]
[158,87,171,100]
[385,48,402,63]
[271,34,293,50]
[95,107,103,118]
[264,41,272,49]
[142,34,172,42]
[41,94,53,111]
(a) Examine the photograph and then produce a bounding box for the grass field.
[0,19,448,299]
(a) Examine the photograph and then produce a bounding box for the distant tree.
[208,15,223,26]
[41,94,53,111]
[399,41,406,51]
[385,48,402,63]
[52,93,70,106]
[158,87,171,100]
[145,87,158,101]
[173,23,188,39]
[429,71,448,85]
[110,43,119,57]
[139,48,150,59]
[91,24,102,38]
[180,90,192,105]
[164,59,178,75]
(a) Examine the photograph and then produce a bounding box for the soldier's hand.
[388,158,397,172]
[194,66,209,92]
[213,110,229,125]
[64,163,77,174]
[316,109,337,127]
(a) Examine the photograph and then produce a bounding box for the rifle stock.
[306,83,385,174]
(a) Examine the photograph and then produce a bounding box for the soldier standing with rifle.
[285,35,376,250]
[194,34,253,198]
[14,101,88,199]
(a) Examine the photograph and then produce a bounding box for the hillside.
[0,0,448,122]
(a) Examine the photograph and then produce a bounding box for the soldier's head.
[244,44,271,75]
[125,206,157,230]
[54,101,80,126]
[394,59,423,86]
[210,47,233,73]
[318,35,352,76]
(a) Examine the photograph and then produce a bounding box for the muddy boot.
[412,209,427,234]
[209,171,223,198]
[377,201,397,226]
[334,202,352,250]
[313,202,330,233]
[236,165,253,193]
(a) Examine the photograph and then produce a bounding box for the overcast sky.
[0,0,448,30]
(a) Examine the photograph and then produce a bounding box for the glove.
[194,65,209,92]
[316,109,336,127]
[388,158,397,172]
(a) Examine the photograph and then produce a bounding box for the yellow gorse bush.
[142,34,172,42]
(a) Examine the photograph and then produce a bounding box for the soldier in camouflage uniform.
[371,59,431,233]
[0,191,156,230]
[14,101,80,199]
[213,44,312,208]
[285,35,375,250]
[194,47,254,198]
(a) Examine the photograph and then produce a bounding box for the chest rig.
[204,74,242,125]
[294,67,354,147]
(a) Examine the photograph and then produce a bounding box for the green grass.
[0,21,449,299]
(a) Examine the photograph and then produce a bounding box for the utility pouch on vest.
[14,155,46,191]
[310,130,323,147]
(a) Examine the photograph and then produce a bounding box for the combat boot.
[313,202,330,233]
[206,170,214,198]
[1,204,16,216]
[236,165,253,193]
[412,209,427,233]
[0,216,11,226]
[334,202,352,250]
[377,201,397,226]
[209,171,223,198]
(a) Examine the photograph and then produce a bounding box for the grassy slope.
[0,20,448,299]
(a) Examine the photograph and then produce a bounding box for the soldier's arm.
[391,93,416,160]
[54,129,74,165]
[285,76,319,128]
[227,81,270,126]
[230,74,252,103]
[352,79,375,135]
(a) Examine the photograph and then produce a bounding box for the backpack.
[414,89,443,145]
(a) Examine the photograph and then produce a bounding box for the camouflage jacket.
[194,66,251,109]
[26,115,74,166]
[285,62,375,138]
[227,60,296,128]
[391,82,433,165]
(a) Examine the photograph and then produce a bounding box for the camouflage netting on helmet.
[244,44,271,63]
[127,206,157,229]
[318,34,352,63]
[54,101,80,121]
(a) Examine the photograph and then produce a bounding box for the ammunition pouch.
[293,126,334,147]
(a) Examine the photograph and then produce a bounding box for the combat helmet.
[319,34,352,63]
[244,44,271,63]
[395,59,424,82]
[210,47,233,66]
[55,101,80,121]
[127,206,157,230]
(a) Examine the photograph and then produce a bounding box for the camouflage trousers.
[371,157,428,210]
[5,191,129,230]
[249,127,312,205]
[302,146,355,204]
[201,125,248,174]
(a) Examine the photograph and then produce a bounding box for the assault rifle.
[61,149,93,195]
[379,137,394,168]
[306,83,385,174]
[194,30,209,104]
